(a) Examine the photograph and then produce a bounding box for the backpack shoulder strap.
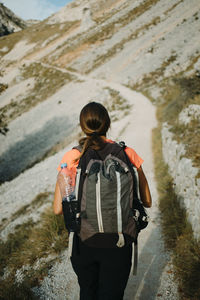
[72,145,82,153]
[96,141,124,160]
[73,141,126,167]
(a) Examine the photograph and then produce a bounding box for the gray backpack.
[62,142,149,274]
[74,142,146,248]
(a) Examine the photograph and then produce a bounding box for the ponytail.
[74,102,111,162]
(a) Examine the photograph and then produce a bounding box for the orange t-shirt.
[57,139,143,171]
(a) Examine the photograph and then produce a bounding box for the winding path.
[0,58,178,298]
[30,68,178,298]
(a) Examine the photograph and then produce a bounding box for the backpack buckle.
[142,215,150,222]
[119,141,126,148]
[133,209,140,221]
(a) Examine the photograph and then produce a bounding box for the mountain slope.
[0,0,199,242]
[0,0,199,298]
[0,3,26,36]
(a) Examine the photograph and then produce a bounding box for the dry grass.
[136,64,200,299]
[93,0,127,24]
[129,55,177,92]
[0,84,9,135]
[131,68,200,172]
[163,0,184,16]
[170,118,200,169]
[0,193,68,300]
[103,87,132,121]
[0,62,74,132]
[0,192,51,232]
[0,30,24,56]
[116,0,160,27]
[152,124,200,299]
[95,0,160,27]
[0,21,78,59]
[158,76,200,171]
[27,21,78,45]
[153,126,188,247]
[0,83,8,94]
[50,0,160,72]
[161,77,200,122]
[54,23,115,67]
[55,42,91,68]
[85,16,161,74]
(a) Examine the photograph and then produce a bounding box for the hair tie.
[90,131,99,137]
[87,131,105,137]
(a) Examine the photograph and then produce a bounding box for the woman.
[54,102,152,300]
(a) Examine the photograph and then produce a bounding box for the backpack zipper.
[96,173,104,233]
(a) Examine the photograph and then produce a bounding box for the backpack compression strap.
[119,142,139,275]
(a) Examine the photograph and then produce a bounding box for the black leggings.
[71,237,132,300]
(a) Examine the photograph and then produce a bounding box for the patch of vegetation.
[0,192,51,232]
[0,21,79,60]
[0,193,68,300]
[152,125,200,299]
[0,62,74,132]
[0,113,9,136]
[103,87,132,122]
[85,16,161,74]
[129,55,177,92]
[128,55,200,172]
[0,30,24,57]
[53,24,114,67]
[51,0,160,70]
[171,119,200,169]
[130,54,200,297]
[117,0,160,27]
[95,0,160,27]
[0,83,9,135]
[163,0,184,16]
[93,2,126,24]
[158,76,200,170]
[27,21,78,45]
[161,77,200,123]
[0,83,8,94]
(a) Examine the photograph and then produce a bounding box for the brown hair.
[77,102,111,160]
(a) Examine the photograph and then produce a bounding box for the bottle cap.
[61,163,67,169]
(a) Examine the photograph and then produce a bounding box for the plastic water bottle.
[60,163,76,202]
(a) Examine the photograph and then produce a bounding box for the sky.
[2,0,73,20]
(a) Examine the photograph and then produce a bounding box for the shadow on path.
[0,117,75,184]
[124,225,167,300]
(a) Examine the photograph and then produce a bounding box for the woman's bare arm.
[137,166,152,208]
[53,181,63,215]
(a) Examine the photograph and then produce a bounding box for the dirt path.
[31,74,178,299]
[0,56,178,297]
[101,82,177,299]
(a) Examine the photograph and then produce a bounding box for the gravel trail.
[1,0,199,297]
[30,77,179,299]
[0,65,179,299]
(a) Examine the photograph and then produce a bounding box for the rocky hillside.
[0,3,27,36]
[0,0,199,298]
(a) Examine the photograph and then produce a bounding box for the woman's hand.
[137,166,152,208]
[53,181,63,215]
